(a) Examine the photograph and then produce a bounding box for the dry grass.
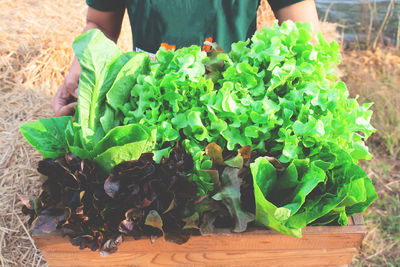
[257,0,275,29]
[342,47,400,266]
[0,1,82,265]
[351,154,400,266]
[0,0,132,265]
[0,0,398,266]
[342,47,400,159]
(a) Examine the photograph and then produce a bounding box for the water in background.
[316,0,399,46]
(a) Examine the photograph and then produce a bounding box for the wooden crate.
[32,214,366,267]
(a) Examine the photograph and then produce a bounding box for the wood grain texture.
[33,215,366,267]
[351,214,365,225]
[39,248,357,267]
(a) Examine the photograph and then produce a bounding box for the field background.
[0,0,398,266]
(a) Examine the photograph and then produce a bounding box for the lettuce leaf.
[251,157,302,237]
[73,29,123,150]
[106,53,150,111]
[92,124,156,173]
[251,143,377,235]
[19,24,378,239]
[212,167,254,232]
[20,117,71,158]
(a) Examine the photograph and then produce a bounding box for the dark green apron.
[87,0,260,53]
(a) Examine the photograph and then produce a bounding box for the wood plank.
[352,214,365,225]
[34,232,365,253]
[32,215,366,267]
[40,248,356,267]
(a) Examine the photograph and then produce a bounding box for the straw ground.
[0,0,131,265]
[342,47,400,266]
[1,0,398,266]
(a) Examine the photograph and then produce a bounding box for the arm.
[273,0,320,35]
[52,7,125,117]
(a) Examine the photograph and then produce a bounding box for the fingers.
[57,102,77,117]
[52,84,77,117]
[65,84,78,98]
[51,57,81,117]
[65,71,80,98]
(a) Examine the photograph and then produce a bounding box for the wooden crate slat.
[34,232,364,252]
[40,248,357,267]
[33,215,366,267]
[351,214,365,225]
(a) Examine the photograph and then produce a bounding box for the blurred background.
[0,0,398,266]
[317,0,399,48]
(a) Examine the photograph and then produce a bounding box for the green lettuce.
[251,143,377,236]
[92,124,156,173]
[20,23,377,237]
[119,21,375,193]
[73,29,123,150]
[20,116,71,158]
[20,30,154,174]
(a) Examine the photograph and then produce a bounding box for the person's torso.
[125,0,260,53]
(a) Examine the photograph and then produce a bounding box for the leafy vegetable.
[205,143,254,232]
[20,22,377,244]
[20,23,375,189]
[106,53,150,111]
[22,145,200,254]
[73,29,124,150]
[91,124,156,173]
[20,30,154,174]
[251,142,377,236]
[20,116,71,158]
[116,21,375,193]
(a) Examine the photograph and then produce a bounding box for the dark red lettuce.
[22,144,201,254]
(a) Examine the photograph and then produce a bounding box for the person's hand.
[51,5,125,117]
[52,60,80,117]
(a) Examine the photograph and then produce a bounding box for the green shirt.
[86,0,304,53]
